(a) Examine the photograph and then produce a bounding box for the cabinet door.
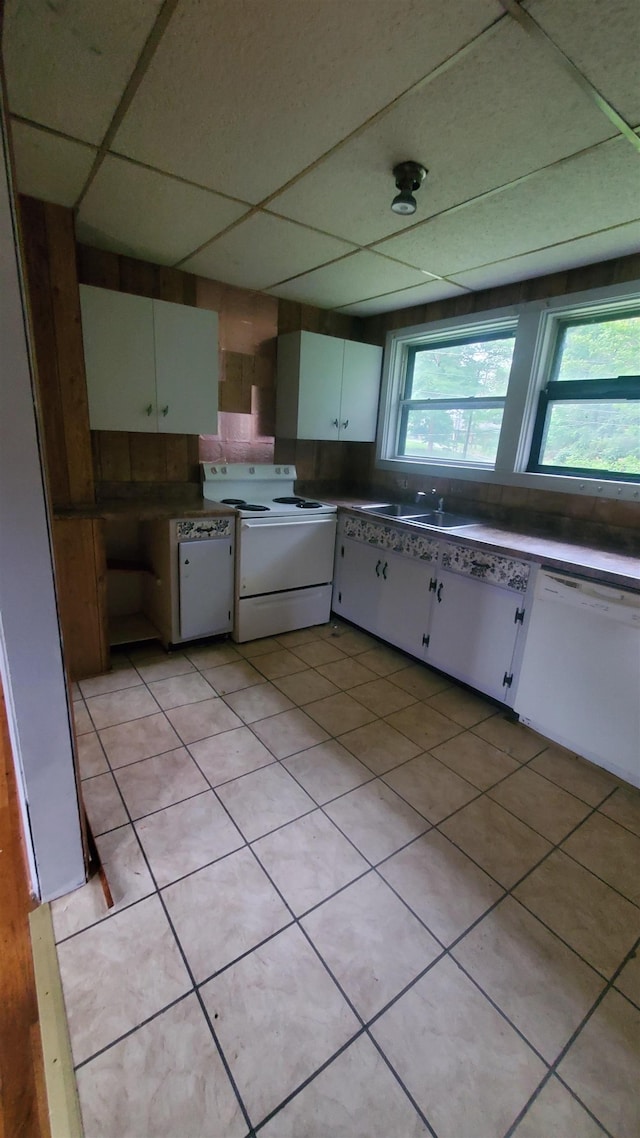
[332,537,385,634]
[426,570,520,700]
[179,539,233,639]
[80,285,156,432]
[339,341,383,442]
[376,551,434,659]
[297,332,344,439]
[154,301,218,434]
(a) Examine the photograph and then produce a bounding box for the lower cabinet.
[333,537,435,659]
[332,515,531,703]
[425,567,525,702]
[142,518,234,647]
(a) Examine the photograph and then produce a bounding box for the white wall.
[0,95,85,899]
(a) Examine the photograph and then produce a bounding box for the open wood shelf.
[106,558,153,574]
[108,613,161,647]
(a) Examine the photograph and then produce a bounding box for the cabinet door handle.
[382,561,388,580]
[162,405,169,417]
[436,581,443,603]
[375,560,381,577]
[146,404,153,416]
[332,418,339,428]
[341,419,349,429]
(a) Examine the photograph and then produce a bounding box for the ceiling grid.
[3,0,639,313]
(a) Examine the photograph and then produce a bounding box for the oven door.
[238,514,337,597]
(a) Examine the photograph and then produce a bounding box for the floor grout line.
[62,628,638,1137]
[78,728,256,1135]
[501,934,640,1138]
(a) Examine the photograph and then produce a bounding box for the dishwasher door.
[514,570,640,786]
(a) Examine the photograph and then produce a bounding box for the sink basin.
[358,502,426,517]
[358,503,480,529]
[409,510,480,529]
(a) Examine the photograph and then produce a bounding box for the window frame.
[526,310,640,482]
[397,329,516,467]
[375,278,640,501]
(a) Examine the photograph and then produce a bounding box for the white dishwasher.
[515,569,640,787]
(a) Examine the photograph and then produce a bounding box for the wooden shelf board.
[108,613,160,647]
[106,559,153,574]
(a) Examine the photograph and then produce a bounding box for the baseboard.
[29,903,83,1138]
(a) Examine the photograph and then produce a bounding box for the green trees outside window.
[529,314,640,479]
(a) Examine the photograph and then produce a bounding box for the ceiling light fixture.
[391,160,427,215]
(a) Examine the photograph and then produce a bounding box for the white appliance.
[140,517,234,647]
[201,463,337,642]
[515,569,640,787]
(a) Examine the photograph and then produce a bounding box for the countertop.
[331,497,640,591]
[53,499,236,522]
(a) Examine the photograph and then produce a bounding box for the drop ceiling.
[3,0,639,316]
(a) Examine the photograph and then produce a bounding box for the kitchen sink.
[358,502,427,517]
[357,503,480,528]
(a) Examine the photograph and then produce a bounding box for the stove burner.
[273,496,305,504]
[242,503,270,512]
[220,498,247,505]
[297,500,322,509]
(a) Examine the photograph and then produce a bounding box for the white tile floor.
[57,620,640,1138]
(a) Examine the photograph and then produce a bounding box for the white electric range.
[201,463,337,642]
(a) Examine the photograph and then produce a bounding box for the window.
[528,312,640,481]
[399,331,515,466]
[377,281,640,497]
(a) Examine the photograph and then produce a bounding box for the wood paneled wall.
[361,252,640,346]
[19,197,94,508]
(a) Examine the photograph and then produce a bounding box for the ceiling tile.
[267,17,616,246]
[3,0,164,145]
[373,140,640,277]
[449,221,640,292]
[525,0,640,122]
[266,252,429,309]
[112,0,502,202]
[180,213,355,291]
[10,120,96,208]
[76,155,249,265]
[336,279,468,316]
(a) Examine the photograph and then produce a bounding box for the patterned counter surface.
[53,499,236,522]
[333,499,640,592]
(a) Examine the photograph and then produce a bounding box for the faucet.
[416,488,445,512]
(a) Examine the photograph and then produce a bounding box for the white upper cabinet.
[80,287,156,432]
[339,339,383,442]
[153,298,218,434]
[276,330,382,441]
[79,285,218,434]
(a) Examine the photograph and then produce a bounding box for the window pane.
[555,315,640,380]
[540,401,640,474]
[402,406,503,464]
[409,335,515,399]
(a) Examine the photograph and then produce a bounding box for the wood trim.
[44,204,94,505]
[52,518,109,681]
[0,683,51,1138]
[18,197,70,506]
[18,196,95,509]
[29,905,82,1138]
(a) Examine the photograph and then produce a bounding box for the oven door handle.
[240,517,335,530]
